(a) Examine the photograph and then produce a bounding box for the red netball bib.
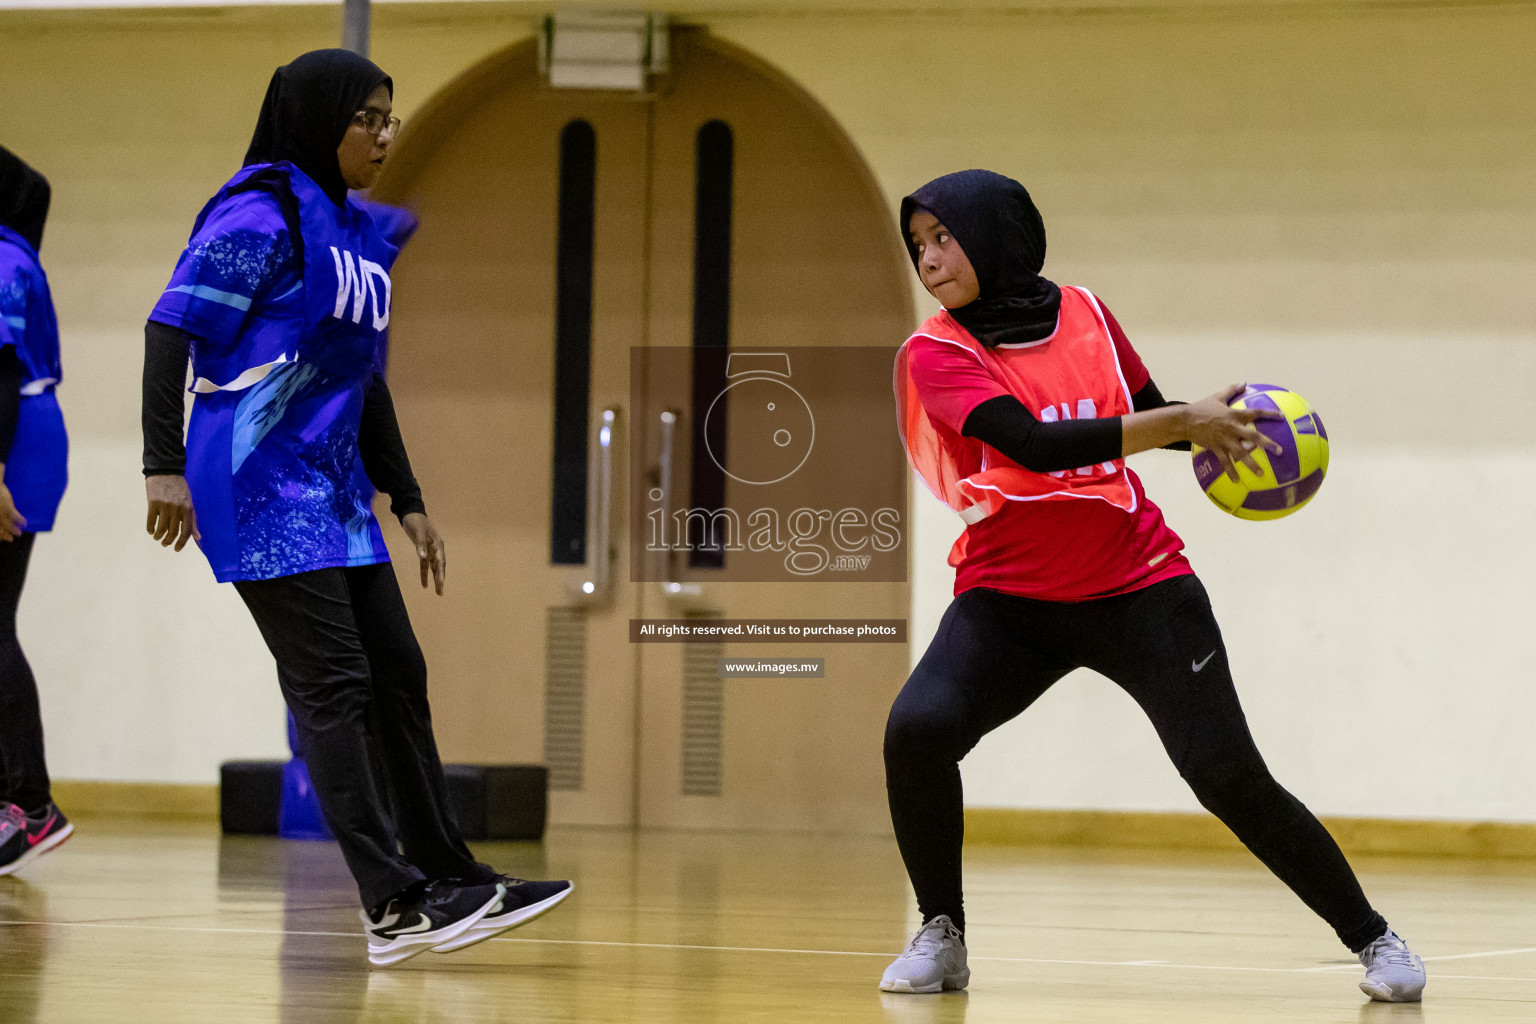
[895,286,1136,565]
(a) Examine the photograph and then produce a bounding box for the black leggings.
[884,575,1388,953]
[235,563,495,909]
[0,533,50,813]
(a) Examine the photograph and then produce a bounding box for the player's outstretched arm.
[1122,383,1281,481]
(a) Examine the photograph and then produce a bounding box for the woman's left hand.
[401,512,446,595]
[0,478,26,542]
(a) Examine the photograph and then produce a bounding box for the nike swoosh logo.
[1192,651,1216,673]
[27,815,56,846]
[387,917,434,936]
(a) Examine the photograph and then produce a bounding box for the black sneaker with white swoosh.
[361,880,504,967]
[430,875,574,954]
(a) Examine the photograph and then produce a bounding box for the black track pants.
[235,563,496,909]
[883,575,1388,953]
[0,533,50,813]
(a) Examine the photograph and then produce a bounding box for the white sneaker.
[361,881,503,967]
[430,877,573,954]
[880,915,970,993]
[1358,929,1426,1002]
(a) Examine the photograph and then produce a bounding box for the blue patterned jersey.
[0,226,68,532]
[149,163,397,583]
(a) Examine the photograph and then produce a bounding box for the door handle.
[656,408,704,606]
[576,406,619,605]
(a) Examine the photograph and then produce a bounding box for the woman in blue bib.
[0,146,74,876]
[140,51,571,967]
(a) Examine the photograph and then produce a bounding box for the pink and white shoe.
[0,802,74,876]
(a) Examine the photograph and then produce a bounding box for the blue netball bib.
[0,226,68,533]
[150,163,400,582]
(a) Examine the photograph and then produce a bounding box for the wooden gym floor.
[2,818,1534,1023]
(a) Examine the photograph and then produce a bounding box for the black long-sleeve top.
[961,380,1191,476]
[140,320,426,520]
[0,346,20,462]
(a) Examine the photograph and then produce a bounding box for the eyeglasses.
[351,110,402,138]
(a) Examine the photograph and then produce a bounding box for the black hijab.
[901,169,1061,347]
[0,145,51,253]
[243,49,391,206]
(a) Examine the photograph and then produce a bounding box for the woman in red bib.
[881,170,1425,1003]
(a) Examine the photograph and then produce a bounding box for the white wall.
[913,333,1536,823]
[25,434,282,781]
[723,4,1536,823]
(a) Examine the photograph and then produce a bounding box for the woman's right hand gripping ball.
[1184,384,1284,482]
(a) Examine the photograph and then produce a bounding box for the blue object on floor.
[278,712,333,841]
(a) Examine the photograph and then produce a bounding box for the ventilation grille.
[544,607,587,791]
[681,640,724,797]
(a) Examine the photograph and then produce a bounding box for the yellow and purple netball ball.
[1191,384,1329,521]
